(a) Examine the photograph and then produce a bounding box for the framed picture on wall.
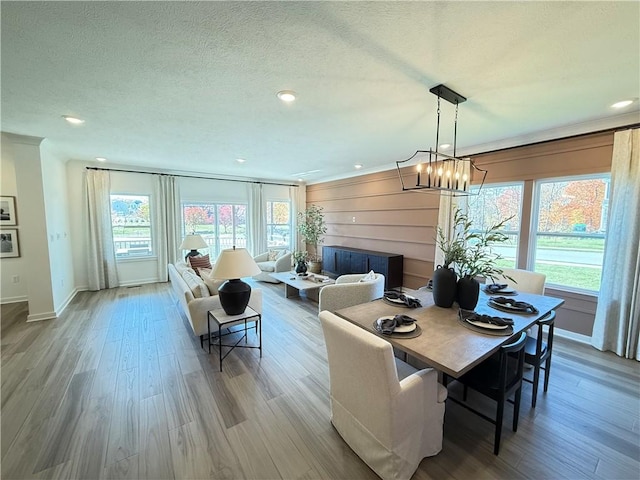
[0,196,17,226]
[0,229,20,258]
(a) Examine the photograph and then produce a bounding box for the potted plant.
[297,204,327,274]
[452,211,513,310]
[434,207,512,310]
[433,208,467,307]
[293,251,309,274]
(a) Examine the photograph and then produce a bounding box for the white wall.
[0,135,27,303]
[1,133,56,320]
[40,140,76,311]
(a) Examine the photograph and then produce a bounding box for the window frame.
[110,193,154,261]
[468,181,525,271]
[266,199,292,251]
[530,173,610,294]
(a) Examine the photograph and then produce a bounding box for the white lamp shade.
[180,234,208,250]
[212,247,261,279]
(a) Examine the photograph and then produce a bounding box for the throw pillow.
[203,273,226,296]
[360,270,376,282]
[268,250,280,261]
[188,254,212,275]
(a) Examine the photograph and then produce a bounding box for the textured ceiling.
[2,1,639,184]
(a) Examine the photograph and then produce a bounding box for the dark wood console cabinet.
[322,246,403,290]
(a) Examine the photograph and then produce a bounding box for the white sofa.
[168,262,262,345]
[252,250,292,283]
[318,273,385,312]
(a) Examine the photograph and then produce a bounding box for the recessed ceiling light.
[236,158,246,163]
[277,90,297,102]
[439,143,451,149]
[95,157,107,162]
[611,99,633,109]
[354,164,363,169]
[62,115,84,124]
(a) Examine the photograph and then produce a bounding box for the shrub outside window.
[111,194,153,258]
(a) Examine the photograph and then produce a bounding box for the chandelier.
[396,84,486,196]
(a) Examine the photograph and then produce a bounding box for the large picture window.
[266,200,292,250]
[532,174,609,292]
[182,203,247,260]
[468,183,523,269]
[111,194,153,258]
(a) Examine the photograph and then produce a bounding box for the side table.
[207,307,262,371]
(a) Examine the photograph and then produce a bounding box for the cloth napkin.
[384,291,422,308]
[459,309,514,326]
[490,296,539,314]
[484,283,509,293]
[375,314,416,335]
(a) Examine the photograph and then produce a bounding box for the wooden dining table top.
[334,288,565,378]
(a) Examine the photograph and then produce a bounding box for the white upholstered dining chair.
[319,311,447,480]
[318,272,385,312]
[494,268,546,294]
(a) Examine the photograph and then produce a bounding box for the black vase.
[457,276,480,310]
[295,261,308,274]
[432,265,457,308]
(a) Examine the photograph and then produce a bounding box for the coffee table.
[269,271,335,302]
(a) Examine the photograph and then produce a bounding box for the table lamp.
[211,246,261,315]
[180,234,208,260]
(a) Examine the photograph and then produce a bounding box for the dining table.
[333,287,564,378]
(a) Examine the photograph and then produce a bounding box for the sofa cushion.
[174,261,194,276]
[189,254,212,274]
[203,274,226,295]
[256,261,276,273]
[181,269,209,298]
[268,250,280,261]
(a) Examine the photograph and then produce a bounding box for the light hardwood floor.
[1,281,639,479]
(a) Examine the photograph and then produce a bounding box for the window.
[111,194,153,258]
[182,203,247,260]
[266,200,292,250]
[468,183,523,269]
[532,174,609,292]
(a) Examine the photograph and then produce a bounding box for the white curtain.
[591,128,640,360]
[154,175,180,281]
[291,184,305,253]
[248,183,267,256]
[86,169,119,290]
[434,193,468,270]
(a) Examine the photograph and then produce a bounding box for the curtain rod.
[85,166,300,187]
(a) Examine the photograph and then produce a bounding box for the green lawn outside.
[494,258,601,291]
[536,236,604,251]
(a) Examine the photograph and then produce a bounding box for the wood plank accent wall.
[307,130,617,336]
[306,169,439,289]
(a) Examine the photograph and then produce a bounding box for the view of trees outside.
[182,203,247,259]
[110,194,152,256]
[468,175,609,291]
[266,201,291,248]
[468,184,523,268]
[532,176,608,291]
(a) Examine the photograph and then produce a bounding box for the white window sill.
[116,255,158,263]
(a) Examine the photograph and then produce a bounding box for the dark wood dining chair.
[444,332,527,455]
[523,310,556,407]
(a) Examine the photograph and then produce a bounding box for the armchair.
[252,250,292,283]
[318,273,385,312]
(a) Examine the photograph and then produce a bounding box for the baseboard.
[119,278,159,288]
[555,327,591,345]
[55,288,80,317]
[1,295,28,304]
[27,311,57,322]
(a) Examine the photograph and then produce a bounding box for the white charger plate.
[465,319,509,330]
